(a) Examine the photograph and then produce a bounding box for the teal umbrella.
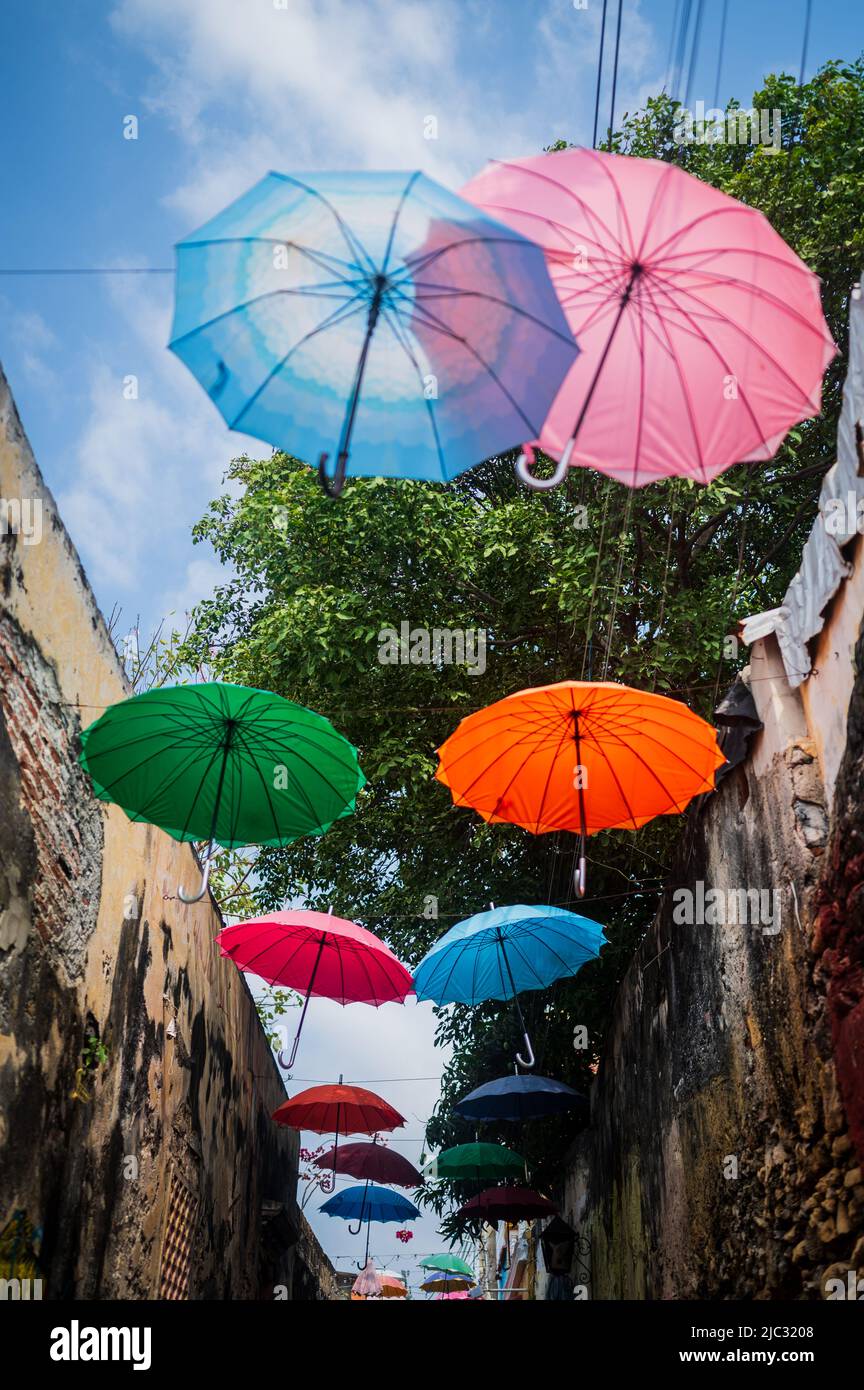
[424,1141,526,1182]
[79,681,364,901]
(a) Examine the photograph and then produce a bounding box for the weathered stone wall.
[561,591,864,1299]
[0,364,329,1299]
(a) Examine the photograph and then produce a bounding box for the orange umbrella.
[435,680,725,894]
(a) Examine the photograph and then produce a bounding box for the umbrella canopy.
[272,1083,404,1136]
[217,909,412,1067]
[457,1186,558,1223]
[434,1290,472,1300]
[461,147,835,490]
[319,1184,420,1224]
[413,902,606,1066]
[352,1260,382,1297]
[314,1141,423,1188]
[424,1142,525,1183]
[379,1272,408,1299]
[79,682,363,903]
[453,1073,586,1123]
[419,1253,475,1277]
[170,169,578,494]
[435,679,724,894]
[415,904,606,1004]
[421,1273,476,1293]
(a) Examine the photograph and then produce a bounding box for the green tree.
[180,60,864,1214]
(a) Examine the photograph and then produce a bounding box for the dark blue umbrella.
[169,170,578,494]
[320,1182,420,1268]
[413,903,606,1067]
[452,1073,587,1123]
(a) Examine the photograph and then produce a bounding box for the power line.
[713,0,729,109]
[799,0,813,86]
[607,0,625,142]
[683,0,706,111]
[0,267,172,275]
[592,0,609,149]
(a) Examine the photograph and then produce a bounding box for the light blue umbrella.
[169,170,578,494]
[320,1182,420,1269]
[413,904,606,1067]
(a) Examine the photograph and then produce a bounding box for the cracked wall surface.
[0,363,330,1299]
[561,585,864,1301]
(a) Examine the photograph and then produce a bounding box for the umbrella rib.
[658,259,831,341]
[483,157,632,264]
[411,282,578,349]
[406,298,542,437]
[638,275,771,469]
[169,284,365,354]
[228,293,370,432]
[381,170,422,275]
[269,171,379,277]
[178,235,359,282]
[648,271,827,410]
[377,302,448,479]
[633,275,709,483]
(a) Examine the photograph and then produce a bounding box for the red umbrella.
[274,1081,405,1193]
[314,1141,423,1188]
[273,1083,404,1135]
[217,908,412,1067]
[456,1186,558,1223]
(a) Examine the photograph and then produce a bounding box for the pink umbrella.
[353,1260,382,1298]
[217,909,412,1067]
[461,148,835,489]
[434,1290,471,1300]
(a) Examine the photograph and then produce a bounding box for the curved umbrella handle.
[318,451,348,498]
[574,855,587,898]
[515,1032,536,1069]
[347,1217,364,1236]
[178,841,216,905]
[514,440,572,491]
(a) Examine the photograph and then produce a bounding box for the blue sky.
[2,0,861,1286]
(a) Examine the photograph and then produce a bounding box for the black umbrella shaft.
[496,931,529,1038]
[338,280,385,460]
[287,933,327,1068]
[208,722,235,845]
[572,713,588,849]
[568,263,640,445]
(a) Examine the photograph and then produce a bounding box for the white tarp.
[740,281,864,686]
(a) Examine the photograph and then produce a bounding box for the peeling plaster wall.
[0,364,328,1299]
[561,596,864,1299]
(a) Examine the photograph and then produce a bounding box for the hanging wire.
[601,490,635,680]
[592,0,610,149]
[712,0,729,109]
[671,0,693,106]
[579,479,613,679]
[683,0,706,111]
[664,0,682,92]
[651,481,679,693]
[799,0,813,86]
[607,0,625,145]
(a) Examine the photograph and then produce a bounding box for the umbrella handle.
[318,450,348,498]
[574,855,587,898]
[515,440,572,491]
[178,840,216,905]
[515,1032,536,1069]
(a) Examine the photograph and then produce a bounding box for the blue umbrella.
[413,904,606,1068]
[453,1073,587,1123]
[320,1183,420,1269]
[169,170,578,494]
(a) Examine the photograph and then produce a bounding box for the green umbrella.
[419,1253,475,1278]
[79,682,364,902]
[423,1142,526,1183]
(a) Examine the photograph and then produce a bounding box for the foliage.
[176,60,864,1214]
